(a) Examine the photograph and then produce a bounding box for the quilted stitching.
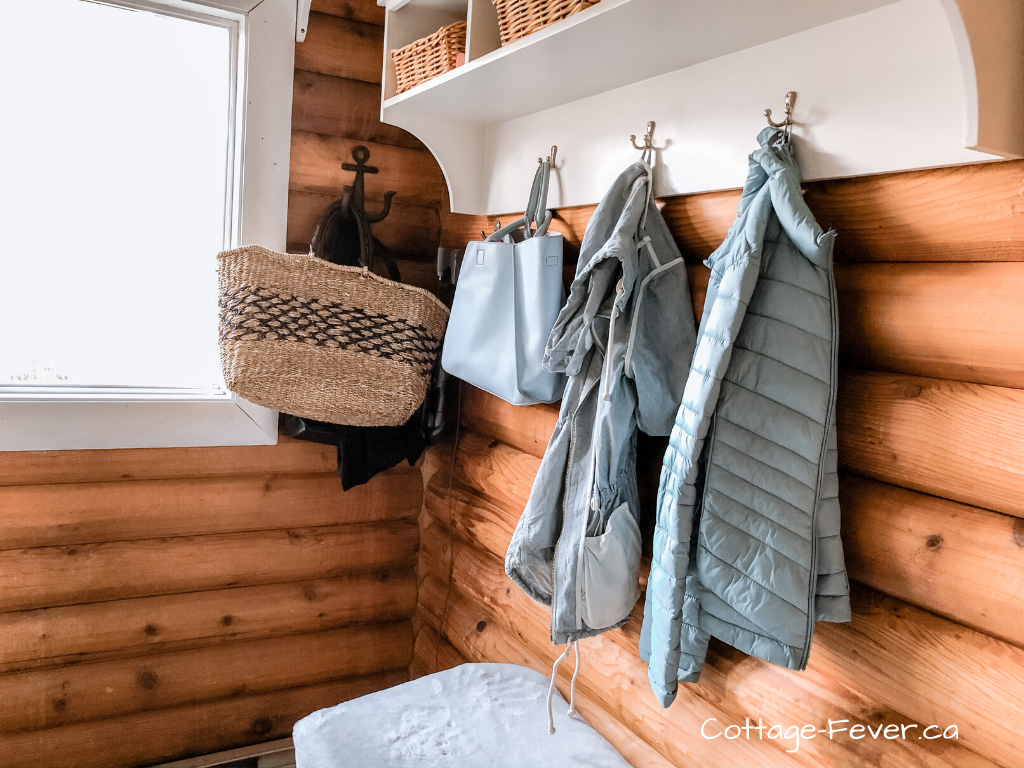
[640,129,850,708]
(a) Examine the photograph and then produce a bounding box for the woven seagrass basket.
[217,246,449,427]
[491,0,599,46]
[391,21,467,95]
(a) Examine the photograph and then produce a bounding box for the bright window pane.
[0,0,232,389]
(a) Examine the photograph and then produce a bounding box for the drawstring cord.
[567,641,582,716]
[546,640,582,734]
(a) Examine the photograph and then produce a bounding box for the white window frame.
[0,0,297,451]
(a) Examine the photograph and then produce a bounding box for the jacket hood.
[710,128,835,273]
[543,162,653,377]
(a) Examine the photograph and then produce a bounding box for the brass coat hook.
[630,121,656,164]
[538,145,557,165]
[765,91,797,138]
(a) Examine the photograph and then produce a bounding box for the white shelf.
[384,0,898,123]
[381,0,1023,214]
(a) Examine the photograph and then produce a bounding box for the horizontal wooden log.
[662,161,1024,264]
[421,523,992,768]
[840,476,1023,646]
[690,262,1023,389]
[294,12,383,84]
[0,621,411,733]
[440,161,1023,263]
[659,191,739,262]
[0,670,405,768]
[0,521,419,612]
[0,435,335,487]
[430,434,1024,767]
[290,131,446,208]
[461,385,557,460]
[838,370,1023,515]
[836,261,1024,388]
[804,161,1024,263]
[0,468,422,550]
[0,570,416,669]
[311,0,384,26]
[813,585,1023,768]
[287,188,440,261]
[292,70,421,149]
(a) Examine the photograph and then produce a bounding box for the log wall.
[286,2,443,261]
[413,159,1024,767]
[0,437,419,767]
[0,3,442,765]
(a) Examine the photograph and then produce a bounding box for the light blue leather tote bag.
[441,160,567,405]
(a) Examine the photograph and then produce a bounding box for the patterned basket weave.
[491,0,600,45]
[391,21,467,95]
[218,246,449,427]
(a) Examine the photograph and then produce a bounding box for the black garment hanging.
[285,360,450,490]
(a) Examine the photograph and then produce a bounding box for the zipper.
[601,278,624,401]
[799,258,840,668]
[550,372,601,641]
[575,426,601,630]
[550,411,576,642]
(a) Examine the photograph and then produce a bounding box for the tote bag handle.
[485,160,553,243]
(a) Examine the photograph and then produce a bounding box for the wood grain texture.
[835,261,1024,388]
[0,468,422,550]
[425,432,1024,766]
[812,585,1024,768]
[440,161,1023,263]
[659,191,739,261]
[409,622,466,680]
[460,385,558,460]
[287,188,440,261]
[0,670,406,768]
[290,131,446,208]
[0,570,416,669]
[805,161,1024,263]
[311,0,384,26]
[292,70,421,149]
[838,370,1023,515]
[840,476,1023,646]
[418,505,992,768]
[294,13,383,83]
[0,521,419,612]
[0,435,335,487]
[0,622,411,733]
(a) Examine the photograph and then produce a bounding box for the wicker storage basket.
[391,21,467,95]
[217,245,450,427]
[492,0,599,46]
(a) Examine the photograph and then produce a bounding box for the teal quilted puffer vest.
[639,129,851,708]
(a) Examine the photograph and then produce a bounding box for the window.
[0,0,296,450]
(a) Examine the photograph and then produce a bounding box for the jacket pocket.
[580,502,642,629]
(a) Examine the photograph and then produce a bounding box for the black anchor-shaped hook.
[342,145,395,223]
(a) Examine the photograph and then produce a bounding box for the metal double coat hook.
[630,121,656,164]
